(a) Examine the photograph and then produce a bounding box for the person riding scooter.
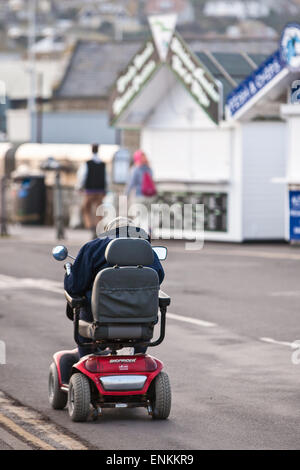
[64,217,165,358]
[50,229,171,422]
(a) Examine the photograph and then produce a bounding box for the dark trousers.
[77,308,147,358]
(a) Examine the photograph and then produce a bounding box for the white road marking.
[171,246,300,262]
[0,274,62,294]
[0,274,217,328]
[270,291,300,297]
[167,312,217,328]
[2,273,298,348]
[260,337,298,349]
[205,249,300,261]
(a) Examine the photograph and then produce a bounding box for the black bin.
[13,175,46,225]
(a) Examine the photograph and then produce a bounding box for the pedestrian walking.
[126,150,157,232]
[77,144,107,238]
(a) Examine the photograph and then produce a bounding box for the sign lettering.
[110,40,159,122]
[226,50,285,118]
[168,33,221,123]
[110,26,222,124]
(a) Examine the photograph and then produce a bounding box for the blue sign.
[226,50,285,117]
[289,191,300,240]
[291,79,300,104]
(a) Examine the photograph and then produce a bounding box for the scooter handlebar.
[64,262,72,276]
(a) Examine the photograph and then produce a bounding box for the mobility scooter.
[49,237,171,422]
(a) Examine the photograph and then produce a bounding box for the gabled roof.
[54,37,271,117]
[54,40,142,99]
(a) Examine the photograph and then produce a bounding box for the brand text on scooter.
[110,359,137,363]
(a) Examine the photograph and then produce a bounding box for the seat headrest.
[105,238,154,266]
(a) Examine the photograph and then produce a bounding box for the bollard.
[0,176,8,237]
[41,157,67,241]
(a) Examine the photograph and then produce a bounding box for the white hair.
[105,216,135,232]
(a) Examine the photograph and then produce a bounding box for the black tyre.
[48,362,68,410]
[68,373,91,422]
[151,372,171,420]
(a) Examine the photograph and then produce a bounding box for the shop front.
[109,18,300,242]
[227,23,300,243]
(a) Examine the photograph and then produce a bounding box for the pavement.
[1,225,300,449]
[7,224,94,246]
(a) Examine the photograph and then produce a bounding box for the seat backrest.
[91,238,159,324]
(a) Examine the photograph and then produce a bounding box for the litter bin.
[13,174,46,225]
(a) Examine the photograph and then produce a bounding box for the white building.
[203,1,270,19]
[0,56,66,142]
[109,20,300,242]
[145,0,195,25]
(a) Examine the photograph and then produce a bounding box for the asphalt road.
[1,236,300,449]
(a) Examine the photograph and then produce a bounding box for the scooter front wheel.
[49,363,68,410]
[68,373,91,422]
[151,371,172,420]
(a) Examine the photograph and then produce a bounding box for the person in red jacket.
[126,150,157,233]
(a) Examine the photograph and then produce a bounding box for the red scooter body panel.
[53,350,78,387]
[73,355,163,396]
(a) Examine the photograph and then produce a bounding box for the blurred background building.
[0,0,291,145]
[1,1,300,242]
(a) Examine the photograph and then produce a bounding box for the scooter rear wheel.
[151,371,171,420]
[48,363,68,410]
[68,373,91,422]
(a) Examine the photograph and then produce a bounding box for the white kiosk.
[109,19,300,242]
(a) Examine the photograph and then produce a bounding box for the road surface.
[0,234,300,449]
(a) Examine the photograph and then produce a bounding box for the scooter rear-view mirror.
[52,245,69,261]
[153,246,168,261]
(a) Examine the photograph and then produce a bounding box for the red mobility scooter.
[49,238,171,422]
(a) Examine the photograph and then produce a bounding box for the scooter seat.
[75,240,170,349]
[78,320,154,342]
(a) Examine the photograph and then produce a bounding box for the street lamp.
[28,0,37,139]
